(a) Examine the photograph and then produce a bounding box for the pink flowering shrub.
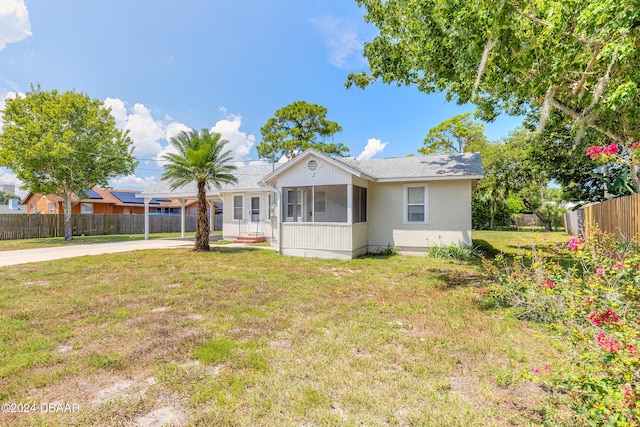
[481,229,640,424]
[587,141,640,167]
[603,144,620,155]
[587,145,603,159]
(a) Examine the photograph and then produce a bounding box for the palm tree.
[162,129,237,251]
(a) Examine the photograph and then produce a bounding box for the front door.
[249,196,261,234]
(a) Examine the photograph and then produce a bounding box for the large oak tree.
[348,0,640,188]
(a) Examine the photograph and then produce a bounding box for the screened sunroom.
[281,185,367,224]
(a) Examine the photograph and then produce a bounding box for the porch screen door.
[249,196,261,234]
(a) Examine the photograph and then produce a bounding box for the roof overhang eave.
[374,174,485,183]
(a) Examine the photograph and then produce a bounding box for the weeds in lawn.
[428,243,481,261]
[376,243,399,256]
[0,236,571,426]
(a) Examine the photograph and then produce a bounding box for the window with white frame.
[48,202,55,214]
[405,185,427,224]
[233,195,243,220]
[284,188,307,222]
[80,203,93,214]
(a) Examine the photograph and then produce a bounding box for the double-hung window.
[80,203,93,214]
[405,185,427,224]
[233,195,243,220]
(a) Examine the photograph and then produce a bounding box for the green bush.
[377,244,399,256]
[481,229,640,425]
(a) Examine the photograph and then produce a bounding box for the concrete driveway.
[0,238,196,267]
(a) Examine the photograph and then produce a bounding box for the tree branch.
[572,42,601,96]
[509,3,551,27]
[548,97,624,143]
[508,1,601,45]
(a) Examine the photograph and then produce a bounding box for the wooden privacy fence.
[0,214,198,240]
[583,194,640,240]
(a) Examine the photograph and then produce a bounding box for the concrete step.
[233,236,267,244]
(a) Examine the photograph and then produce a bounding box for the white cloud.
[104,97,188,157]
[104,97,127,128]
[357,138,388,160]
[311,16,367,70]
[124,103,166,155]
[109,174,157,190]
[0,0,31,52]
[210,114,256,161]
[0,169,27,198]
[165,121,190,142]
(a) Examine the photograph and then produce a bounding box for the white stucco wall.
[367,180,473,252]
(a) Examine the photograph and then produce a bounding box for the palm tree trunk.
[195,181,210,252]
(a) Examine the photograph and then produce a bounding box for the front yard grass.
[0,231,571,426]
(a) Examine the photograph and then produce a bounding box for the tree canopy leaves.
[0,85,137,240]
[258,101,347,162]
[348,0,640,185]
[419,113,486,154]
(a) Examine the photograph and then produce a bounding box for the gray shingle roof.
[138,151,483,198]
[138,163,280,196]
[337,152,484,181]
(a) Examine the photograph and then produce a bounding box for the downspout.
[259,181,282,255]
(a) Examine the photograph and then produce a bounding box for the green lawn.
[0,231,571,426]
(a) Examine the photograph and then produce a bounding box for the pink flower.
[621,384,635,407]
[632,142,639,150]
[532,364,552,374]
[603,144,619,155]
[478,288,488,295]
[588,308,619,326]
[627,344,639,355]
[587,146,603,159]
[596,332,623,353]
[585,296,597,304]
[613,262,624,270]
[543,279,555,289]
[595,265,606,275]
[567,237,584,251]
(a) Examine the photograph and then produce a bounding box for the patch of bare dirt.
[449,375,550,425]
[134,404,186,427]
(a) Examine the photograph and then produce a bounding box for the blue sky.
[0,0,522,197]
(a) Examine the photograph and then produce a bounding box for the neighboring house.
[138,149,484,259]
[0,198,27,214]
[22,187,182,215]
